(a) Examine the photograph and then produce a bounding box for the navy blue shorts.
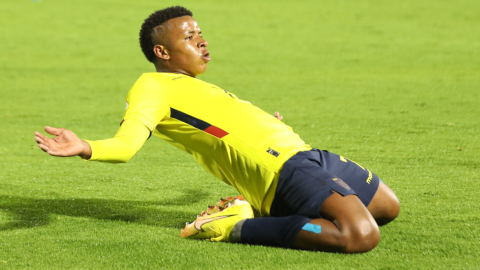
[270,149,380,218]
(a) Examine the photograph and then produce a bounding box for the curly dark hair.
[139,6,193,63]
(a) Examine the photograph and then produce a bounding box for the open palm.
[34,126,84,157]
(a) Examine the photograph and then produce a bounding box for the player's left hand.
[275,111,283,121]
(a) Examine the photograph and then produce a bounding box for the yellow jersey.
[88,72,311,216]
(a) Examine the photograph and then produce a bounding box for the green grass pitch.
[1,0,479,268]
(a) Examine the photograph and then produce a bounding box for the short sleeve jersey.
[123,73,311,216]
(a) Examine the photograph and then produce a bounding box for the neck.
[155,64,194,77]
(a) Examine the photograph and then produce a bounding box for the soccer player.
[34,6,399,253]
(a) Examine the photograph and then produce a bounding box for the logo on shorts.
[333,178,351,190]
[366,170,372,184]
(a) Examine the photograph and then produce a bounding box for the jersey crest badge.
[266,147,280,157]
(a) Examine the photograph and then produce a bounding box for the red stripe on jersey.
[204,125,229,138]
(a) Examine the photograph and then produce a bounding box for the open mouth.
[202,51,211,61]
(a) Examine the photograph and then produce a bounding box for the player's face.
[164,16,209,77]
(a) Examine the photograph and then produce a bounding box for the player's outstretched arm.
[34,126,92,159]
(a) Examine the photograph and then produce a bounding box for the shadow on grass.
[0,189,209,231]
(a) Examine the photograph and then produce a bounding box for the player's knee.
[378,193,400,226]
[370,183,401,226]
[388,194,400,220]
[308,218,380,253]
[342,219,380,253]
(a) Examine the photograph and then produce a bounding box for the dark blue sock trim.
[240,215,311,248]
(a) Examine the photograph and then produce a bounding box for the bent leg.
[291,192,380,253]
[367,181,400,226]
[235,149,390,252]
[316,150,400,226]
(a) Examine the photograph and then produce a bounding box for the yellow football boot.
[180,197,254,242]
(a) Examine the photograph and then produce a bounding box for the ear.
[153,44,170,61]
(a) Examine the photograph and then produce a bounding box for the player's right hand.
[274,111,283,121]
[34,126,87,157]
